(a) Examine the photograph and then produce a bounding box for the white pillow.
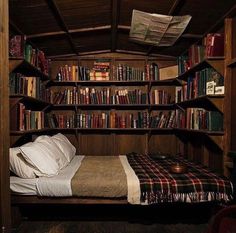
[9,147,40,178]
[34,135,69,169]
[51,133,76,162]
[19,137,67,177]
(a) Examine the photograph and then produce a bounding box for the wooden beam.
[118,25,130,30]
[116,49,176,59]
[205,4,236,36]
[111,0,119,52]
[168,0,184,15]
[147,0,184,56]
[28,31,66,38]
[9,20,24,35]
[0,0,11,232]
[181,33,203,39]
[47,53,78,59]
[78,50,112,56]
[70,25,111,34]
[46,0,79,55]
[28,26,111,39]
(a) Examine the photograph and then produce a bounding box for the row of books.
[149,90,172,104]
[177,33,224,74]
[45,111,175,129]
[9,35,50,75]
[9,73,45,99]
[175,108,223,131]
[10,103,45,131]
[47,88,149,105]
[55,62,161,82]
[175,68,224,102]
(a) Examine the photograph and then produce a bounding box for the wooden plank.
[11,195,128,205]
[224,18,233,177]
[46,0,79,55]
[0,0,11,232]
[111,0,119,52]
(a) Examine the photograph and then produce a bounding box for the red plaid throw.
[127,154,233,204]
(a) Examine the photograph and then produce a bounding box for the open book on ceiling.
[129,9,192,46]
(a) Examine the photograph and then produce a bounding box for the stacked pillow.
[9,133,76,178]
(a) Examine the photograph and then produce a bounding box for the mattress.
[10,155,141,204]
[10,154,233,205]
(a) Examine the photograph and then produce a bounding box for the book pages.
[129,10,192,46]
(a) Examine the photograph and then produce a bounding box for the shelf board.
[150,104,175,110]
[176,95,224,112]
[48,80,150,86]
[9,58,49,80]
[175,128,224,135]
[10,94,50,107]
[150,79,182,86]
[227,58,236,67]
[52,104,150,109]
[10,128,52,135]
[49,79,182,87]
[225,161,233,169]
[178,57,224,80]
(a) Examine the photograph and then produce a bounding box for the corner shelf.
[176,95,224,112]
[9,58,49,80]
[227,58,236,67]
[178,57,225,80]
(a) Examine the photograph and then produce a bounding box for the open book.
[129,9,192,46]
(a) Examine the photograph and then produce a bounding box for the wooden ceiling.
[9,0,236,58]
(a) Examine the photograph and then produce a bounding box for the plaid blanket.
[126,154,233,204]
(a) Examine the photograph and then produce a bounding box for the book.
[159,65,178,80]
[205,33,224,57]
[9,35,26,57]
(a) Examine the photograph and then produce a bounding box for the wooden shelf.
[175,128,224,135]
[10,128,52,135]
[52,104,174,110]
[176,95,224,112]
[227,58,236,67]
[48,80,150,86]
[178,57,225,80]
[48,79,182,87]
[9,58,49,80]
[10,94,50,105]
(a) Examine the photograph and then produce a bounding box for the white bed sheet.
[10,155,84,196]
[36,155,84,196]
[10,176,38,195]
[10,155,141,204]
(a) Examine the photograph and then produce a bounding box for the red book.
[206,33,224,57]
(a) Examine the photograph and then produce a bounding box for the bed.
[10,134,234,205]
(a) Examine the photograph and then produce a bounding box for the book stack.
[9,35,51,75]
[89,60,110,81]
[204,33,224,57]
[56,64,79,81]
[116,64,145,81]
[9,35,26,57]
[10,103,44,131]
[9,73,41,99]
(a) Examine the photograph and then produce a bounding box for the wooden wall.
[0,0,11,232]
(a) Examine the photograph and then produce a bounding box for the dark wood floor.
[12,202,219,233]
[14,221,208,233]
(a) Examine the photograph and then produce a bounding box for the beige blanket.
[71,156,127,198]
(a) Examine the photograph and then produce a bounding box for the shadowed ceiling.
[9,0,236,58]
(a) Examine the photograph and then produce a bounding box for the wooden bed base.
[11,195,128,205]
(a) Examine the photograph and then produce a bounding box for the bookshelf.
[9,49,51,147]
[225,16,236,182]
[47,57,178,156]
[174,21,236,176]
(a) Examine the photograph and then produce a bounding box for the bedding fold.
[71,156,127,198]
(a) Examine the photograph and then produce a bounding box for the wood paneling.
[0,0,10,232]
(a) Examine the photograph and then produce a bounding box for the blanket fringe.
[141,191,233,204]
